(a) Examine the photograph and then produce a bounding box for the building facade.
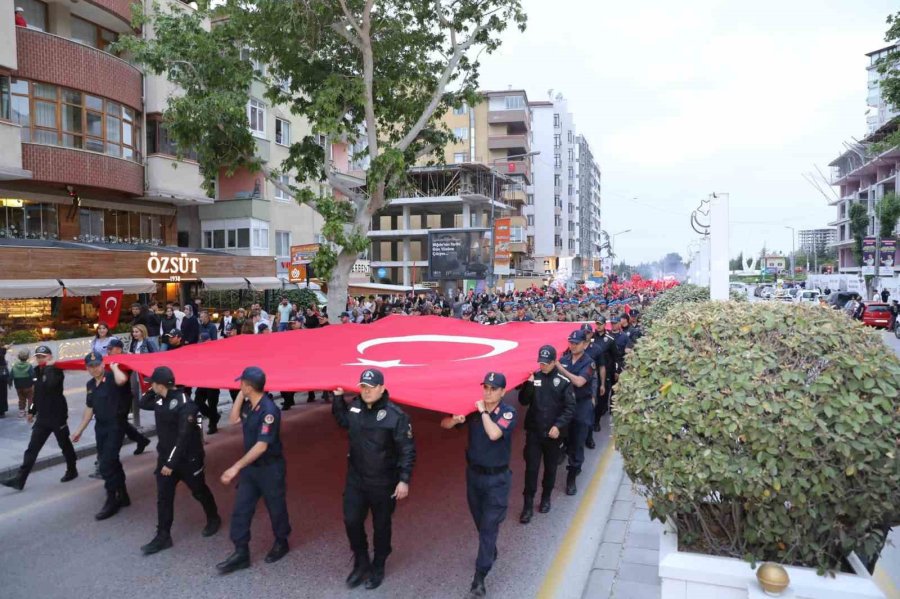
[575,134,602,277]
[798,228,837,256]
[866,45,899,134]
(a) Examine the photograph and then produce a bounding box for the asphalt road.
[0,396,612,599]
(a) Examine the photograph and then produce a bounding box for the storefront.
[0,242,275,341]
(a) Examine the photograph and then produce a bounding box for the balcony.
[144,155,212,206]
[0,122,32,181]
[15,28,143,111]
[85,0,139,24]
[505,189,526,204]
[488,134,528,151]
[495,160,532,183]
[488,109,529,127]
[508,242,528,253]
[22,143,143,195]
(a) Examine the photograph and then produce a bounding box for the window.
[526,194,534,205]
[0,76,9,121]
[452,126,468,141]
[12,80,140,161]
[275,231,291,256]
[554,154,561,168]
[71,17,117,51]
[504,95,525,110]
[553,113,560,128]
[240,48,263,75]
[253,225,269,249]
[568,148,574,161]
[553,134,561,149]
[555,235,562,247]
[274,173,291,201]
[248,98,266,137]
[0,199,58,240]
[568,131,573,143]
[18,0,47,32]
[202,226,251,249]
[510,226,524,243]
[453,152,467,164]
[568,166,574,180]
[555,215,561,227]
[453,103,468,115]
[527,215,534,226]
[275,118,290,145]
[554,174,561,188]
[146,116,197,160]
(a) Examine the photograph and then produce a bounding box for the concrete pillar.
[709,193,730,300]
[462,204,471,229]
[402,205,411,230]
[402,237,411,287]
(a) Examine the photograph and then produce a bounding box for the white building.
[576,134,602,277]
[866,45,899,134]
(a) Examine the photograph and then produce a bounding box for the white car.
[795,290,821,304]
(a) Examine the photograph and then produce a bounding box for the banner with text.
[880,238,896,276]
[289,243,320,283]
[493,217,511,276]
[427,229,490,280]
[862,236,877,276]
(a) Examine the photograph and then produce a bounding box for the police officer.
[216,367,291,573]
[517,346,575,523]
[333,369,416,590]
[510,302,534,322]
[1,346,78,490]
[557,329,595,496]
[585,318,618,447]
[138,366,221,555]
[441,371,517,599]
[107,338,151,455]
[72,353,130,520]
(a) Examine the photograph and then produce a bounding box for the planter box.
[659,521,885,599]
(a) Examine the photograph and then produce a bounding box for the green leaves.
[615,300,900,574]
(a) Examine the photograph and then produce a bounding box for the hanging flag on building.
[98,289,124,329]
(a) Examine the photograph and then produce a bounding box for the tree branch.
[337,0,363,39]
[360,3,379,164]
[330,20,364,51]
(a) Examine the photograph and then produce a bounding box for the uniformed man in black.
[441,371,517,599]
[585,317,618,447]
[333,368,416,590]
[510,302,534,322]
[517,346,575,523]
[557,329,595,496]
[1,346,77,490]
[138,366,221,555]
[216,366,291,573]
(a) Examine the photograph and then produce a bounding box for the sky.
[475,0,899,264]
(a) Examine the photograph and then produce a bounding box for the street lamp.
[487,150,541,288]
[610,228,632,261]
[785,226,796,282]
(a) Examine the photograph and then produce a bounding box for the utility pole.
[785,226,796,283]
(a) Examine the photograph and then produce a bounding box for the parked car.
[730,282,749,297]
[758,286,775,300]
[827,291,856,311]
[795,290,821,304]
[861,302,893,328]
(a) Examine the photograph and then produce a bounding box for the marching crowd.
[0,283,649,599]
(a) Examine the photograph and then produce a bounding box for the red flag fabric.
[70,316,581,415]
[98,289,124,329]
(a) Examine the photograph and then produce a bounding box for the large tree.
[119,0,526,313]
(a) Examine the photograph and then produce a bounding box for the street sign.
[289,244,320,283]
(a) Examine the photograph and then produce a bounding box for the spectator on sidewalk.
[0,346,9,418]
[198,311,218,341]
[181,304,200,345]
[91,323,115,356]
[130,324,157,354]
[277,297,292,332]
[160,306,179,350]
[130,303,161,342]
[11,349,34,418]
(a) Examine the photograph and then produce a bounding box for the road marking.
[874,564,900,599]
[535,437,616,599]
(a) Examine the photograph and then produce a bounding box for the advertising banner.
[493,218,511,276]
[289,244,320,283]
[880,238,896,276]
[862,236,876,276]
[427,229,490,280]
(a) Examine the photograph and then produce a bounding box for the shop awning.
[0,279,64,298]
[280,279,321,291]
[246,276,284,291]
[61,278,158,296]
[200,277,249,291]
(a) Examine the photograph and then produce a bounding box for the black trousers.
[567,400,593,475]
[123,421,148,443]
[343,479,397,564]
[194,388,219,423]
[466,467,510,575]
[229,459,291,547]
[95,426,125,493]
[593,378,613,428]
[522,432,563,501]
[156,458,218,534]
[281,392,295,408]
[20,422,77,482]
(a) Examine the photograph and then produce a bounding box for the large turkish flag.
[81,316,582,415]
[98,289,124,329]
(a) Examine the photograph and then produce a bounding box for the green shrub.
[615,301,900,574]
[643,284,744,328]
[0,329,40,345]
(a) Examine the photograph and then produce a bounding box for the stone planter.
[658,521,885,599]
[4,335,129,361]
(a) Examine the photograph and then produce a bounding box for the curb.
[0,426,159,481]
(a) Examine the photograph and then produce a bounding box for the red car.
[861,302,893,328]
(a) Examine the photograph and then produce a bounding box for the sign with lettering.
[147,252,199,281]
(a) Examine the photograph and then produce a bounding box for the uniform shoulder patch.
[502,411,514,420]
[264,413,275,424]
[376,409,387,421]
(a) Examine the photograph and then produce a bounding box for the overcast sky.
[476,0,898,264]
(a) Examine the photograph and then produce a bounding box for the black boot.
[468,571,487,598]
[202,515,222,537]
[307,392,316,403]
[95,491,120,520]
[539,495,552,513]
[118,486,131,507]
[565,471,577,496]
[593,422,602,433]
[60,469,78,483]
[346,553,371,589]
[216,546,250,574]
[365,561,385,590]
[141,531,173,555]
[207,420,218,435]
[134,436,150,455]
[264,538,289,563]
[519,500,533,524]
[1,474,24,491]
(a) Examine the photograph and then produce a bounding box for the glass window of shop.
[4,79,140,161]
[0,199,58,240]
[75,207,164,245]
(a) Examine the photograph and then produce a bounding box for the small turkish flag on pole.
[98,289,124,329]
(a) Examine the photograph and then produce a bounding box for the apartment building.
[576,134,602,277]
[798,228,837,256]
[866,45,899,134]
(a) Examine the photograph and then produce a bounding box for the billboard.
[862,236,876,276]
[493,217,511,276]
[289,243,320,282]
[881,238,896,276]
[427,229,490,280]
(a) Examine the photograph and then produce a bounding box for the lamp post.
[487,150,541,289]
[785,226,796,282]
[610,229,632,274]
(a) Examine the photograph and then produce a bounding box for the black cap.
[168,328,183,338]
[359,369,384,387]
[235,366,266,389]
[257,322,270,331]
[35,345,52,356]
[340,311,351,318]
[595,315,607,325]
[538,345,557,364]
[482,371,507,389]
[580,323,594,333]
[84,352,103,366]
[568,329,588,343]
[145,366,175,386]
[107,337,125,349]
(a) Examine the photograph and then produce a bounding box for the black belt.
[467,463,509,475]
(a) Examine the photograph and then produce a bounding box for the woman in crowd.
[91,323,115,356]
[130,324,157,354]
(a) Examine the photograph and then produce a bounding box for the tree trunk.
[326,250,358,322]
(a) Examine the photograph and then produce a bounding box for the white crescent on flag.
[345,334,519,367]
[104,295,118,315]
